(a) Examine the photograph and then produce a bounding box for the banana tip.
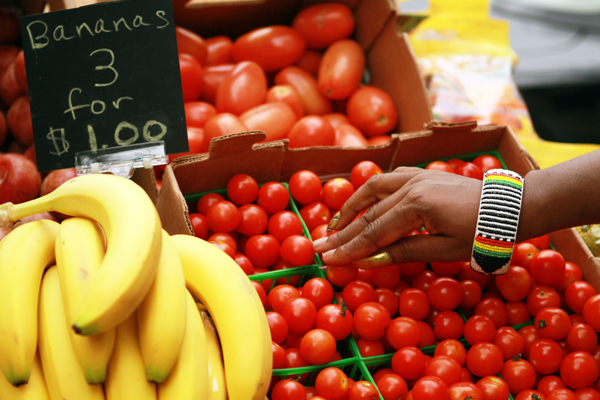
[72,324,83,335]
[0,202,14,229]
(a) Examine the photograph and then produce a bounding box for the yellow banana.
[137,231,187,383]
[0,353,50,400]
[171,235,272,400]
[198,306,227,400]
[0,219,59,386]
[0,173,162,336]
[38,266,105,400]
[158,290,209,400]
[104,312,157,400]
[55,217,115,384]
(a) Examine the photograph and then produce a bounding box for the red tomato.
[189,212,208,240]
[525,234,551,251]
[353,302,391,341]
[289,170,322,205]
[425,161,454,173]
[536,307,571,341]
[573,388,600,400]
[272,341,286,369]
[215,61,267,115]
[197,193,224,216]
[493,326,525,360]
[501,357,537,395]
[348,381,379,400]
[412,376,449,400]
[288,115,336,148]
[428,277,463,311]
[457,261,490,290]
[240,102,298,142]
[506,301,531,326]
[266,85,304,119]
[529,338,563,374]
[334,124,369,147]
[527,285,561,317]
[245,234,280,268]
[433,311,465,341]
[474,297,509,329]
[448,382,483,400]
[583,294,600,332]
[275,66,333,115]
[391,346,426,380]
[232,26,306,72]
[324,113,351,130]
[281,297,318,336]
[466,342,504,377]
[472,155,502,173]
[175,26,207,65]
[326,264,359,287]
[318,39,365,100]
[366,135,392,145]
[460,280,482,309]
[266,311,289,343]
[268,211,303,243]
[386,316,420,350]
[356,338,384,357]
[343,281,376,313]
[565,281,597,314]
[208,232,237,251]
[455,162,483,180]
[179,54,203,102]
[555,261,583,292]
[200,64,234,104]
[300,328,336,365]
[185,101,216,129]
[284,347,310,381]
[566,322,598,353]
[322,178,355,211]
[430,261,463,277]
[512,242,539,271]
[476,376,510,400]
[515,390,547,400]
[268,284,300,313]
[0,45,19,76]
[463,315,496,346]
[316,303,353,341]
[560,351,600,390]
[13,50,26,93]
[272,379,306,400]
[236,204,268,237]
[412,270,439,293]
[256,182,289,215]
[302,278,333,311]
[315,368,350,400]
[280,235,315,267]
[435,339,467,366]
[519,324,542,359]
[204,35,233,66]
[236,252,254,275]
[547,389,576,400]
[537,375,567,397]
[292,3,355,49]
[530,249,565,286]
[346,86,397,136]
[425,355,462,386]
[399,288,430,321]
[227,173,259,205]
[294,49,322,76]
[300,202,332,233]
[374,287,399,317]
[7,95,33,146]
[203,113,247,144]
[496,265,532,302]
[350,161,383,190]
[0,63,22,107]
[376,373,408,400]
[206,200,240,232]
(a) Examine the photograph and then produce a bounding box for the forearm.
[517,149,600,242]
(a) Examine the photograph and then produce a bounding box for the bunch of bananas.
[0,173,272,400]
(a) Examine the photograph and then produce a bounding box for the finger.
[321,195,426,265]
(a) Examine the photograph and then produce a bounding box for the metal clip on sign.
[74,141,168,178]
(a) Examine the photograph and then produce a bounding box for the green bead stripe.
[485,178,523,189]
[473,247,512,260]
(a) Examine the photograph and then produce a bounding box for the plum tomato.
[334,124,369,147]
[294,49,322,76]
[280,235,315,267]
[203,112,247,144]
[244,234,280,268]
[256,182,289,214]
[266,84,304,120]
[318,39,365,100]
[200,63,234,104]
[175,26,207,65]
[287,115,335,148]
[292,3,355,50]
[289,170,322,205]
[274,66,333,116]
[350,160,383,190]
[322,178,355,211]
[346,86,397,137]
[184,101,216,129]
[178,53,203,102]
[215,61,267,115]
[239,102,298,142]
[204,35,233,66]
[300,202,332,233]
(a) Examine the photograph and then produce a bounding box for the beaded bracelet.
[470,169,524,275]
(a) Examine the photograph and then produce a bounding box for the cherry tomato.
[179,53,203,102]
[496,265,532,302]
[566,322,598,353]
[245,234,280,268]
[391,346,426,380]
[506,301,531,326]
[204,35,233,66]
[512,242,539,271]
[200,63,234,104]
[294,49,322,76]
[425,355,462,386]
[7,95,33,146]
[289,170,322,205]
[525,234,551,251]
[315,367,350,400]
[560,351,600,390]
[583,294,600,332]
[565,281,597,314]
[433,311,465,341]
[197,192,224,215]
[454,162,483,180]
[175,26,207,65]
[321,177,355,211]
[284,347,310,381]
[203,112,247,144]
[267,211,303,244]
[0,63,22,107]
[529,337,563,374]
[412,376,449,400]
[226,173,258,205]
[515,390,547,400]
[206,200,240,232]
[346,86,397,136]
[208,232,237,251]
[547,389,576,400]
[232,26,306,72]
[275,66,333,115]
[256,182,289,215]
[463,315,496,345]
[416,320,436,348]
[236,252,254,275]
[448,382,483,400]
[302,278,333,311]
[272,341,286,369]
[375,287,399,317]
[184,101,216,130]
[411,270,439,293]
[519,324,542,359]
[316,303,353,341]
[300,328,336,365]
[493,326,525,360]
[334,124,369,147]
[457,261,490,290]
[537,375,567,397]
[536,307,571,341]
[435,339,467,366]
[348,381,379,400]
[573,388,600,400]
[271,378,306,400]
[266,311,289,344]
[189,212,208,240]
[386,316,420,350]
[476,376,510,400]
[343,280,376,313]
[326,264,359,287]
[350,161,383,190]
[288,115,336,148]
[474,297,508,329]
[266,84,304,119]
[555,261,583,292]
[240,102,298,142]
[281,297,318,336]
[318,39,365,100]
[399,288,430,321]
[530,249,566,286]
[215,61,267,115]
[376,373,408,400]
[430,261,463,277]
[280,235,315,267]
[425,161,454,173]
[268,284,300,313]
[460,280,482,309]
[353,302,391,341]
[428,277,463,311]
[292,3,355,49]
[472,155,502,173]
[356,338,384,357]
[466,342,504,377]
[300,202,332,233]
[236,204,268,237]
[501,356,536,395]
[527,285,561,317]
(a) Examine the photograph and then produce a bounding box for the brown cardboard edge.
[155,164,194,236]
[131,167,158,205]
[550,228,600,292]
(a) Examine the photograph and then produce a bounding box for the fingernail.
[313,238,326,248]
[322,249,335,260]
[353,251,393,270]
[327,212,340,233]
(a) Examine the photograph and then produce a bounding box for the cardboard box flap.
[427,120,479,132]
[550,228,600,292]
[353,0,397,51]
[170,131,286,195]
[155,164,193,236]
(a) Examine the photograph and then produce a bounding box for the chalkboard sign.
[20,0,188,172]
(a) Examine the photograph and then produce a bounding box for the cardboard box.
[156,123,600,292]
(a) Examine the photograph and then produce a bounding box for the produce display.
[0,173,272,400]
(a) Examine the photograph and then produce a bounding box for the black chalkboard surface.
[20,0,188,172]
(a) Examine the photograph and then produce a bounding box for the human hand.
[312,167,483,269]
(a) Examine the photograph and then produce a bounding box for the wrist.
[516,169,549,242]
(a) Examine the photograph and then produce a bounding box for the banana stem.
[0,197,53,228]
